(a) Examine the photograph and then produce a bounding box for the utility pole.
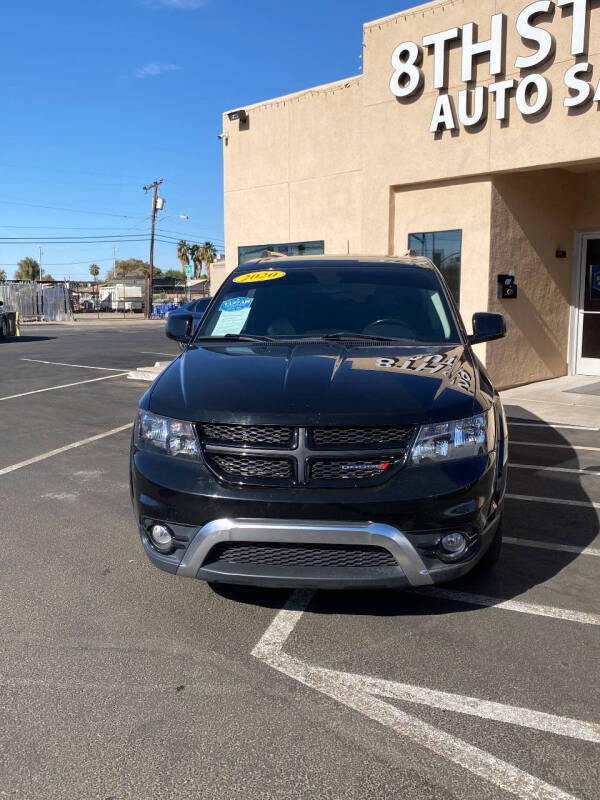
[142,178,163,319]
[39,246,43,282]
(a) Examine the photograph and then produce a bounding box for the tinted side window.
[408,230,462,305]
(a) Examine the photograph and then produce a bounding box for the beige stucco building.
[222,0,600,388]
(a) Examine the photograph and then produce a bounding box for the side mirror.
[166,312,194,343]
[469,312,506,345]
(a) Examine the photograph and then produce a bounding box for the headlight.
[411,409,495,464]
[135,410,200,459]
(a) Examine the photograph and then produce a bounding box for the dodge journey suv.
[130,256,508,589]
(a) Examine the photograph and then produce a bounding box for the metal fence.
[0,282,74,322]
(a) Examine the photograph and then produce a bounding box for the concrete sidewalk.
[501,375,600,428]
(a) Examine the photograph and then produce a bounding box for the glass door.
[576,236,600,376]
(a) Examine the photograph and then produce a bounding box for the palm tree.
[189,244,203,279]
[200,241,218,284]
[176,241,190,274]
[89,264,100,281]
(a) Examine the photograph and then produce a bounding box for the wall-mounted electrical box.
[497,274,517,299]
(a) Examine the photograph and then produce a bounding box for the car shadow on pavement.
[3,335,55,343]
[212,408,599,617]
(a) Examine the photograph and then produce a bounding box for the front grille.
[311,426,413,448]
[204,542,397,568]
[199,422,411,487]
[310,459,393,482]
[209,454,292,481]
[200,423,294,448]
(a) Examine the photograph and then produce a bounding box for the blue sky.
[0,0,410,280]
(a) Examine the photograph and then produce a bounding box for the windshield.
[197,266,461,344]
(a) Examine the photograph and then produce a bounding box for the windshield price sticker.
[212,297,254,336]
[220,297,253,312]
[234,271,286,284]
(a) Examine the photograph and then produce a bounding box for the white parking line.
[314,668,600,743]
[504,537,600,557]
[253,591,584,800]
[509,463,600,477]
[410,586,600,625]
[506,493,600,511]
[140,351,178,357]
[0,372,130,401]
[0,423,133,476]
[510,440,600,452]
[21,358,127,371]
[508,421,599,431]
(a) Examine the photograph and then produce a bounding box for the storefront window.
[408,230,462,305]
[238,240,325,265]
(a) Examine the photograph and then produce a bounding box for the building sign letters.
[390,0,598,132]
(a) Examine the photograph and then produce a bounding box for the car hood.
[146,342,485,426]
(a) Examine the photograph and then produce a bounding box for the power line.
[0,238,153,245]
[0,235,222,247]
[0,235,159,241]
[0,257,115,266]
[0,162,190,185]
[0,223,224,242]
[159,228,225,243]
[0,225,150,230]
[0,198,143,219]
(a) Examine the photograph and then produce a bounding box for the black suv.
[130,256,508,589]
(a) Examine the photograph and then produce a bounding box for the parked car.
[0,300,14,338]
[166,297,213,350]
[131,256,507,590]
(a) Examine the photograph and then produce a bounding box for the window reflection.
[238,240,325,266]
[408,230,462,305]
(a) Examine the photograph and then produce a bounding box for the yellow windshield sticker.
[234,270,286,283]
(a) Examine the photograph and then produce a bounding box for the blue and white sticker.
[220,296,253,312]
[212,296,254,336]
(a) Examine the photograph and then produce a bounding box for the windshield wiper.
[320,332,407,343]
[193,333,276,343]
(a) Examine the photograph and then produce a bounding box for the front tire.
[0,317,8,338]
[474,516,503,574]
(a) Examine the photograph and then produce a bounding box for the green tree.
[40,274,55,282]
[107,258,160,280]
[176,241,190,274]
[89,264,100,281]
[200,241,218,283]
[0,269,6,281]
[163,269,186,280]
[189,243,203,278]
[15,257,41,281]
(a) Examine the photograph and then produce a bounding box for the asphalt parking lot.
[0,322,598,800]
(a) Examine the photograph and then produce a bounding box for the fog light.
[149,524,173,553]
[441,532,467,553]
[436,532,469,563]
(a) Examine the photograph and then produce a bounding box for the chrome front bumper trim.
[177,518,434,586]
